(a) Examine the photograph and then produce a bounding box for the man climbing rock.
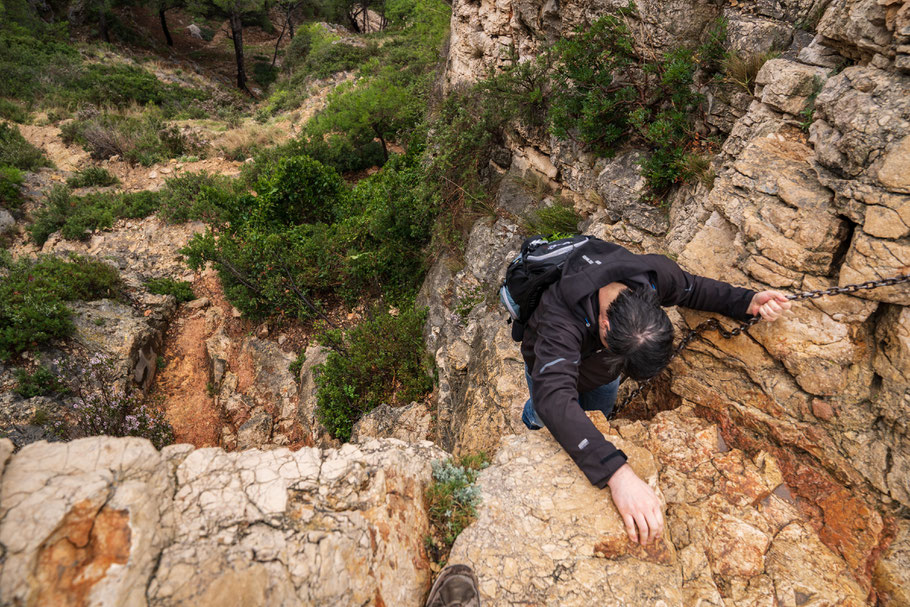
[517,238,790,546]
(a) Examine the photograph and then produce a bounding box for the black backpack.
[499,234,593,341]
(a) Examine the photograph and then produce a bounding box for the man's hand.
[748,290,792,322]
[607,463,664,545]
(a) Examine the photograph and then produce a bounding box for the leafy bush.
[156,171,237,224]
[314,306,433,441]
[145,277,195,303]
[0,122,52,171]
[425,454,489,556]
[60,112,202,166]
[66,165,119,188]
[0,98,29,123]
[252,154,347,225]
[0,254,121,360]
[697,17,728,74]
[252,61,279,89]
[0,166,24,208]
[183,152,438,318]
[14,364,69,398]
[67,354,174,449]
[548,7,702,193]
[30,185,161,245]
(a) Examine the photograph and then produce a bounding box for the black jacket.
[519,239,756,488]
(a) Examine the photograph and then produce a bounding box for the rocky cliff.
[2,0,910,604]
[425,0,910,603]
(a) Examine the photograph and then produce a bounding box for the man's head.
[603,286,674,381]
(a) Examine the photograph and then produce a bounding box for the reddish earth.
[35,499,131,607]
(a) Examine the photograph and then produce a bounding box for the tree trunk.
[347,8,362,33]
[229,12,248,91]
[287,10,294,38]
[271,18,287,66]
[98,6,110,43]
[159,7,173,46]
[374,126,388,163]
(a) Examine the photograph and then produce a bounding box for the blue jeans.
[521,367,620,430]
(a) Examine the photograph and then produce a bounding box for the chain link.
[608,273,910,419]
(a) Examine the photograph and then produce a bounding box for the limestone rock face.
[435,0,910,601]
[451,408,868,605]
[0,437,446,607]
[445,0,722,92]
[417,177,529,456]
[0,437,176,607]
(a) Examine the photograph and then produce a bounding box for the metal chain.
[608,273,910,419]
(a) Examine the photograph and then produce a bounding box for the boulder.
[0,437,446,607]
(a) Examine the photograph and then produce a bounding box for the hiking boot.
[425,564,480,607]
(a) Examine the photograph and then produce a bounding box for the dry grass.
[213,121,290,161]
[723,51,778,93]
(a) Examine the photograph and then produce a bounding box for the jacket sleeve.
[529,289,628,488]
[643,255,757,321]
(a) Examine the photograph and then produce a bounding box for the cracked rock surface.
[0,437,445,607]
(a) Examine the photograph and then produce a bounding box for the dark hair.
[604,286,674,381]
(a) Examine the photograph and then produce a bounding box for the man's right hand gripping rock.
[607,463,665,546]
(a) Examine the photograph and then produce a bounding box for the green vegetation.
[156,171,239,224]
[30,185,160,245]
[314,307,433,441]
[289,349,307,376]
[0,253,121,360]
[14,364,69,398]
[425,454,489,560]
[145,277,195,303]
[68,354,174,449]
[0,166,24,208]
[60,111,203,166]
[521,202,581,238]
[548,7,703,192]
[0,25,208,116]
[799,76,824,132]
[182,151,437,318]
[0,122,52,171]
[66,166,119,188]
[31,171,238,245]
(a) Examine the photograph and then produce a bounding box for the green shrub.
[145,277,195,303]
[252,61,279,88]
[252,154,347,225]
[14,364,69,398]
[0,98,29,123]
[289,349,307,377]
[157,171,237,224]
[66,165,119,188]
[0,122,51,171]
[183,153,438,318]
[425,454,488,556]
[697,17,728,74]
[548,7,702,193]
[30,185,161,245]
[314,306,433,441]
[60,112,202,166]
[0,166,24,208]
[0,254,121,359]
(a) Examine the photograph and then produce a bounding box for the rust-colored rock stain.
[34,499,131,607]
